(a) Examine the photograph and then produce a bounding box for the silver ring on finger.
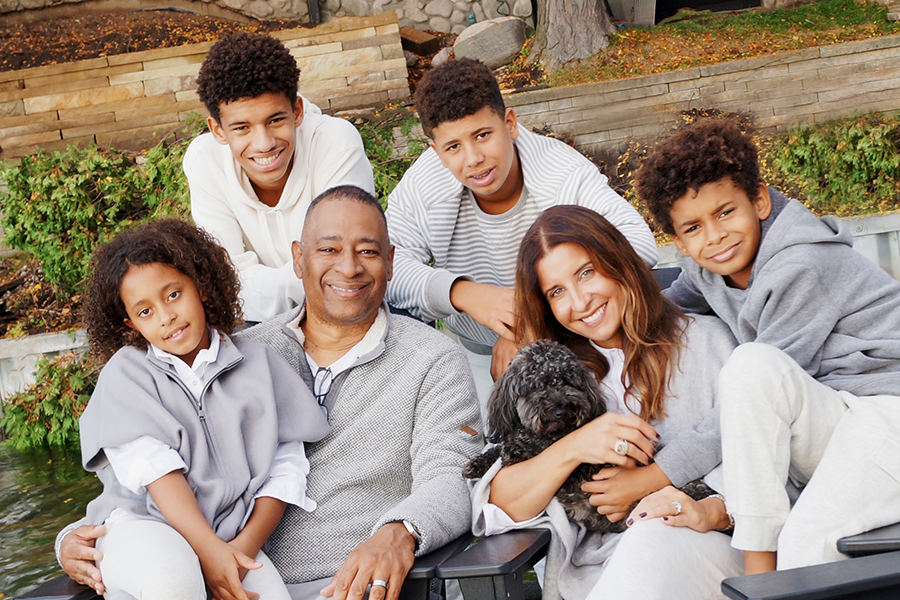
[614,438,629,456]
[372,580,388,590]
[671,500,682,516]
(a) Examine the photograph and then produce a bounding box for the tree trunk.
[531,0,615,72]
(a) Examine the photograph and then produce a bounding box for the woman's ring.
[671,500,682,516]
[372,580,388,589]
[614,438,629,456]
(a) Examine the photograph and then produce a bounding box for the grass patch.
[551,0,900,86]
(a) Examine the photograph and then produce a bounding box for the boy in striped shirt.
[385,58,658,426]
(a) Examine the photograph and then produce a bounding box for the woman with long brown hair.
[469,205,743,599]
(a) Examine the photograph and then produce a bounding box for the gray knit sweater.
[239,306,483,583]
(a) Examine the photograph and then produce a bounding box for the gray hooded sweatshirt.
[664,189,900,397]
[80,333,331,542]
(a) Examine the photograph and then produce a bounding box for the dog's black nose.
[554,407,566,418]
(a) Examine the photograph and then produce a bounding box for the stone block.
[570,83,667,108]
[330,89,389,110]
[24,64,142,89]
[2,129,61,149]
[450,9,466,24]
[142,54,207,71]
[340,12,399,30]
[0,114,65,139]
[454,16,526,69]
[275,21,343,41]
[343,33,399,50]
[512,0,531,17]
[0,79,24,93]
[809,59,900,87]
[376,23,401,34]
[58,94,175,120]
[62,112,178,138]
[400,26,442,55]
[109,63,202,86]
[4,135,94,160]
[95,122,183,152]
[388,86,411,100]
[889,11,900,21]
[299,47,385,77]
[118,98,203,122]
[24,82,145,114]
[0,57,108,85]
[348,72,386,86]
[0,76,110,103]
[144,74,198,97]
[385,67,409,80]
[763,92,818,111]
[0,111,56,130]
[819,34,900,57]
[382,43,406,60]
[289,42,345,59]
[548,98,573,111]
[108,42,216,66]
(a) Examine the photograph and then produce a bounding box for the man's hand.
[582,464,670,522]
[320,522,415,600]
[197,537,262,600]
[449,281,516,341]
[491,337,519,381]
[60,525,107,594]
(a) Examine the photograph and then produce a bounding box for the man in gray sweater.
[58,185,483,600]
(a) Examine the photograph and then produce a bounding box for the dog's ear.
[486,353,527,442]
[582,364,609,418]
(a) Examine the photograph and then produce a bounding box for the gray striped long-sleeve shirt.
[385,126,659,353]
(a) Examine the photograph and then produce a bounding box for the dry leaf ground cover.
[550,0,900,85]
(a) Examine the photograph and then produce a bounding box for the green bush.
[1,353,98,451]
[0,121,200,296]
[765,113,900,217]
[356,110,428,204]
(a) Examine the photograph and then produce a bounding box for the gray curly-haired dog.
[463,339,712,534]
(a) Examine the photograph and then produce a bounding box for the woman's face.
[535,242,624,349]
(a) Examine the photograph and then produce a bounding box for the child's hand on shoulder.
[197,537,262,600]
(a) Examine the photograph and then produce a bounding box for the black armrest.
[838,522,900,558]
[722,550,900,600]
[652,266,682,290]
[435,529,550,579]
[14,576,97,600]
[408,533,476,579]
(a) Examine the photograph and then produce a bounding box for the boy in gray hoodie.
[635,118,900,576]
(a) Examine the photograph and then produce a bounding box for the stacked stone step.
[876,0,900,21]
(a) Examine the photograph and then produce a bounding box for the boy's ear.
[754,184,773,220]
[504,108,519,141]
[293,96,304,128]
[672,235,689,257]
[208,115,227,145]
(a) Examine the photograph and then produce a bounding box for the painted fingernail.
[639,512,647,518]
[626,518,634,526]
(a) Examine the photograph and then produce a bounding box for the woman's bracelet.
[707,493,735,532]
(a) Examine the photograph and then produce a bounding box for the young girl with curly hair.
[469,206,743,600]
[77,219,329,600]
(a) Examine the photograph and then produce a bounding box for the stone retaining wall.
[0,0,530,33]
[0,11,409,159]
[505,34,900,164]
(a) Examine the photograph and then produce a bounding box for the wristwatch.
[396,519,421,550]
[708,493,735,532]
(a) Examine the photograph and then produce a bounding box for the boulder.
[432,46,453,66]
[453,16,526,69]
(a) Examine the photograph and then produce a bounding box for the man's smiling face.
[208,91,302,207]
[292,196,394,329]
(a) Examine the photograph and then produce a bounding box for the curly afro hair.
[634,118,762,235]
[414,58,506,138]
[197,32,300,123]
[83,219,243,362]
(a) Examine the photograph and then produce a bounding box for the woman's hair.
[515,206,687,422]
[83,219,243,362]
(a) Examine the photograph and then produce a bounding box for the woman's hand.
[562,412,658,469]
[582,464,671,522]
[625,486,730,533]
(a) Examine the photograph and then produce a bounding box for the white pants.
[97,512,290,600]
[587,519,742,600]
[463,347,494,432]
[719,343,900,569]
